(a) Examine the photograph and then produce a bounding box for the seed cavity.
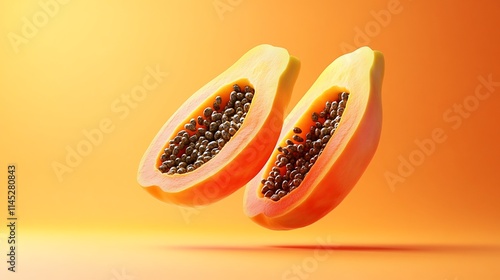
[158,84,254,175]
[260,92,350,201]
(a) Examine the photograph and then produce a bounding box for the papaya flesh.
[244,46,385,230]
[138,44,300,207]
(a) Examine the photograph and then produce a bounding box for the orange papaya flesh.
[244,46,385,230]
[138,44,300,207]
[156,82,257,175]
[258,90,351,202]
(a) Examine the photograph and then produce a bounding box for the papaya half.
[138,44,300,206]
[244,46,385,230]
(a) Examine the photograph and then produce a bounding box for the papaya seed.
[203,107,213,118]
[244,85,254,94]
[293,135,304,142]
[229,127,237,136]
[264,190,273,198]
[312,112,319,122]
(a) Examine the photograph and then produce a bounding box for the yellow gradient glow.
[1,0,499,279]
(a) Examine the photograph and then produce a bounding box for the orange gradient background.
[1,0,499,279]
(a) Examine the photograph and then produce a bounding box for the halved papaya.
[138,44,300,206]
[244,46,385,230]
